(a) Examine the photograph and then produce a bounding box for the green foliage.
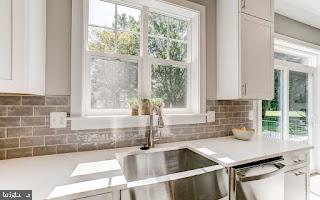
[152,65,186,108]
[262,70,281,118]
[151,98,164,107]
[89,11,188,109]
[128,97,139,106]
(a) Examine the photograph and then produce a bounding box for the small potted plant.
[128,98,139,116]
[140,98,151,115]
[151,98,165,115]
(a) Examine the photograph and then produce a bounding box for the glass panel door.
[261,69,312,142]
[262,70,282,139]
[288,71,310,142]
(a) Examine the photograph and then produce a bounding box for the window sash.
[84,0,199,115]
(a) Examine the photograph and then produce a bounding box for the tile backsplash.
[0,95,253,160]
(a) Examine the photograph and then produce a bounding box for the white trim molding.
[69,114,207,130]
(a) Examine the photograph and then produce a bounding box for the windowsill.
[68,114,207,130]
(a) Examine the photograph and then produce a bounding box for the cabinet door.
[241,13,274,99]
[0,0,26,93]
[0,0,12,81]
[240,0,274,21]
[285,167,309,200]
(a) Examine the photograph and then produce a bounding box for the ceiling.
[275,0,320,29]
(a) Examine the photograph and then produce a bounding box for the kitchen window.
[71,0,206,117]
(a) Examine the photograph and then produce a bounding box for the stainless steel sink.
[117,148,229,200]
[120,148,216,182]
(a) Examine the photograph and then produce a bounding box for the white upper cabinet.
[240,0,274,21]
[0,0,46,95]
[217,0,274,100]
[241,14,274,99]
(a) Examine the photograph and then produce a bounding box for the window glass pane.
[117,32,140,56]
[90,57,138,109]
[169,41,187,62]
[152,64,187,108]
[262,70,282,139]
[88,26,115,53]
[289,71,308,141]
[89,0,115,28]
[168,18,188,41]
[148,13,168,37]
[274,52,310,65]
[148,37,167,59]
[117,5,141,32]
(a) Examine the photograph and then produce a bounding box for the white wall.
[45,0,71,95]
[45,0,320,100]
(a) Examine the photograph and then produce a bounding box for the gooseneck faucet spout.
[140,105,164,150]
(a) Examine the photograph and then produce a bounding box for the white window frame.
[71,0,206,118]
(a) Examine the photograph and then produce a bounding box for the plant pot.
[140,99,151,115]
[130,105,139,116]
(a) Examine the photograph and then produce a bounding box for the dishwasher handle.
[238,163,285,182]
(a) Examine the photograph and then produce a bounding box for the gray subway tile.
[34,106,56,116]
[97,142,115,150]
[0,150,5,160]
[7,127,32,138]
[67,134,80,143]
[56,107,70,113]
[33,127,56,136]
[22,96,45,105]
[56,127,76,135]
[33,146,57,156]
[0,117,20,127]
[78,143,98,152]
[21,117,45,126]
[0,138,19,149]
[0,107,7,116]
[7,148,32,159]
[20,136,44,147]
[0,96,21,105]
[57,144,78,153]
[46,96,69,106]
[45,135,67,145]
[8,106,33,116]
[0,128,6,138]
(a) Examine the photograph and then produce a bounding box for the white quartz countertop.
[0,135,313,200]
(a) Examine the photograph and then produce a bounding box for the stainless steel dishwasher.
[230,157,286,200]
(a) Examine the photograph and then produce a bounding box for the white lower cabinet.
[284,167,309,200]
[76,193,112,200]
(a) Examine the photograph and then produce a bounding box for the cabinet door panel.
[241,14,274,99]
[285,167,308,200]
[241,0,273,21]
[0,0,12,80]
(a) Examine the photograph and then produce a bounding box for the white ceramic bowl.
[232,129,255,141]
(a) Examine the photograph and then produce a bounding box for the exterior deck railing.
[262,119,308,139]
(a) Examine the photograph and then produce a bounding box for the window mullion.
[141,6,151,98]
[282,68,289,140]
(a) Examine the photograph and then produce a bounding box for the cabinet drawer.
[283,152,308,166]
[77,193,112,200]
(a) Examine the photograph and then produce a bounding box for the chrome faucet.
[141,106,164,150]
